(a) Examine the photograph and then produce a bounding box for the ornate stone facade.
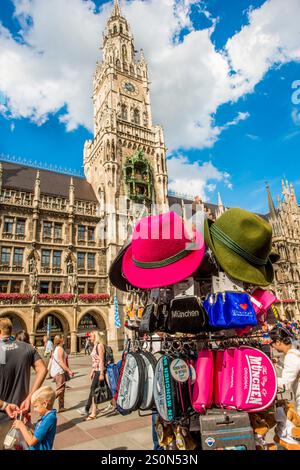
[267,181,300,320]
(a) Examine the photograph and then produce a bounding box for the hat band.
[132,242,197,269]
[210,224,269,266]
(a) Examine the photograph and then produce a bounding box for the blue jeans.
[152,410,163,450]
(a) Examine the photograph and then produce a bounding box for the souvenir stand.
[108,209,299,451]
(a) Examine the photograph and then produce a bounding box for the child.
[12,386,57,450]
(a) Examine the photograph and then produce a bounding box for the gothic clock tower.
[84,0,168,255]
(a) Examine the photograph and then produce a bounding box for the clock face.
[122,81,138,95]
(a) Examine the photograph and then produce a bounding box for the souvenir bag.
[233,346,277,413]
[203,294,226,329]
[204,292,258,329]
[167,295,208,334]
[106,363,120,396]
[213,349,224,407]
[192,350,214,414]
[218,347,237,409]
[156,302,169,332]
[236,289,278,336]
[93,377,113,405]
[154,355,178,423]
[116,352,145,414]
[139,350,157,411]
[139,302,159,334]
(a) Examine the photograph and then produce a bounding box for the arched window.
[130,65,134,75]
[133,109,140,125]
[116,59,121,68]
[113,25,117,34]
[121,104,128,120]
[120,25,123,34]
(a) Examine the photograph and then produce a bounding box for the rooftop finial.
[112,0,121,17]
[217,192,223,207]
[265,181,276,219]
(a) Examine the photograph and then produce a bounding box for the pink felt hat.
[122,211,205,289]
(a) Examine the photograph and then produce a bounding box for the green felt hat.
[204,208,279,287]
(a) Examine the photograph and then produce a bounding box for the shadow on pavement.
[56,417,85,434]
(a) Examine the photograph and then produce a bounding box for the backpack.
[105,345,114,366]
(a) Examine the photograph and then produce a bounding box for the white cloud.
[167,154,231,200]
[246,133,260,141]
[0,0,299,153]
[0,0,298,207]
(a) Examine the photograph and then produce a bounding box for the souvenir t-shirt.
[29,409,57,450]
[0,339,41,406]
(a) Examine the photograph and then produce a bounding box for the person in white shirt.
[270,326,300,414]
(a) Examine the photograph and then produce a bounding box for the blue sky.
[0,0,300,213]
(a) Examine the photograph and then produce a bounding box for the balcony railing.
[2,232,13,239]
[15,234,25,240]
[12,266,24,273]
[0,264,11,272]
[41,266,51,273]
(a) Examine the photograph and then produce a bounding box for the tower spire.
[265,181,276,219]
[112,0,121,17]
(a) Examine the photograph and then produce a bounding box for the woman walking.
[270,326,300,413]
[50,335,74,413]
[83,331,111,420]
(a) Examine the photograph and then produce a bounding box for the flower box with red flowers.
[78,293,110,303]
[0,293,32,304]
[37,293,75,303]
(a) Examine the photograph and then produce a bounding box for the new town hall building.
[0,1,299,353]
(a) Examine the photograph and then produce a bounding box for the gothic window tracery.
[121,104,128,120]
[133,109,140,125]
[122,45,128,62]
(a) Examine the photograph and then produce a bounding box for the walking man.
[0,318,47,448]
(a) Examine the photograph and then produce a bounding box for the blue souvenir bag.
[203,292,258,329]
[107,363,120,395]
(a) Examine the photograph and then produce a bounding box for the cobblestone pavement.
[40,354,154,450]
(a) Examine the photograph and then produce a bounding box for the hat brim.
[204,218,274,287]
[108,239,143,292]
[122,230,205,289]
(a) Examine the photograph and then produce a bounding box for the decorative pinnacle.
[265,181,276,219]
[217,192,223,207]
[112,0,121,17]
